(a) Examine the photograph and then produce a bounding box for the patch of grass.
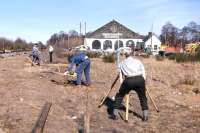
[175,53,190,63]
[102,54,115,63]
[180,75,196,85]
[167,45,200,62]
[140,53,150,58]
[155,55,164,61]
[86,51,102,58]
[168,53,176,60]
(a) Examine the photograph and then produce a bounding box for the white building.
[84,20,144,52]
[144,33,161,55]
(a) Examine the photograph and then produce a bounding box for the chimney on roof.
[148,32,153,37]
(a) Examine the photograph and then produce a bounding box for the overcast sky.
[0,0,199,43]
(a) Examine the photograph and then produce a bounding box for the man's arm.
[141,63,146,80]
[66,57,75,72]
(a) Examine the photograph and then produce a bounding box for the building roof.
[143,32,160,42]
[86,20,143,39]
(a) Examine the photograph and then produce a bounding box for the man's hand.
[64,71,77,77]
[64,71,69,75]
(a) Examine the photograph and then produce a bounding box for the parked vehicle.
[116,47,132,54]
[74,45,90,51]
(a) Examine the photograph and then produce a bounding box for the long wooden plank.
[31,102,52,133]
[42,63,68,67]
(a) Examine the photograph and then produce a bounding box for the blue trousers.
[75,59,91,85]
[32,54,40,64]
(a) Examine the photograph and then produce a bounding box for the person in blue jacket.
[65,51,91,86]
[32,44,41,65]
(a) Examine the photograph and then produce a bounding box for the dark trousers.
[49,52,53,63]
[114,76,148,111]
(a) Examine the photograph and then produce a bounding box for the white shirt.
[119,56,146,80]
[49,45,54,52]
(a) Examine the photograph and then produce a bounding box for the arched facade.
[114,40,123,50]
[126,40,135,47]
[103,40,112,50]
[84,20,144,52]
[85,38,143,52]
[92,40,101,49]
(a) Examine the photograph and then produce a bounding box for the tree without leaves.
[160,21,200,47]
[160,22,179,47]
[47,30,84,49]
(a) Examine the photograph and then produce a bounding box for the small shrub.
[167,53,194,63]
[175,53,190,63]
[140,53,150,58]
[195,45,200,61]
[102,54,115,63]
[168,53,176,60]
[181,75,196,85]
[155,55,164,61]
[86,51,102,58]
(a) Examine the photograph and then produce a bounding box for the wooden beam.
[31,102,52,133]
[43,63,68,67]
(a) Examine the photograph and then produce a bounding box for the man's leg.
[32,55,36,62]
[49,52,53,63]
[36,55,41,65]
[110,81,131,119]
[84,59,91,85]
[76,63,84,85]
[134,79,149,121]
[135,86,148,111]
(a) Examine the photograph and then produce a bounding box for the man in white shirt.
[110,53,149,121]
[49,45,54,63]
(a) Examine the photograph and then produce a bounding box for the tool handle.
[146,88,160,112]
[98,74,119,108]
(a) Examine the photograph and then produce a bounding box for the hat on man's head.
[34,43,38,47]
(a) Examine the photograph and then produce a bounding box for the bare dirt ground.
[0,52,199,133]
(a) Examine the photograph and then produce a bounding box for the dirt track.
[0,53,199,133]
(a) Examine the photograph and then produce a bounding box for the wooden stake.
[84,87,90,133]
[57,66,61,73]
[125,94,129,122]
[31,102,52,133]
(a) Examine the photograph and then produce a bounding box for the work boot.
[108,109,118,120]
[142,110,149,121]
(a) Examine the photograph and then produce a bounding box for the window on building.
[92,40,101,49]
[103,40,112,50]
[114,40,123,50]
[154,45,157,50]
[136,42,142,50]
[126,40,135,48]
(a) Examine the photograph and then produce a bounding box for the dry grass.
[0,54,200,133]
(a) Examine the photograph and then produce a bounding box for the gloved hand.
[64,71,76,76]
[64,71,69,75]
[142,110,149,121]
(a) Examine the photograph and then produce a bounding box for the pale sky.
[0,0,199,43]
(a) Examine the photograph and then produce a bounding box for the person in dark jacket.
[65,52,91,86]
